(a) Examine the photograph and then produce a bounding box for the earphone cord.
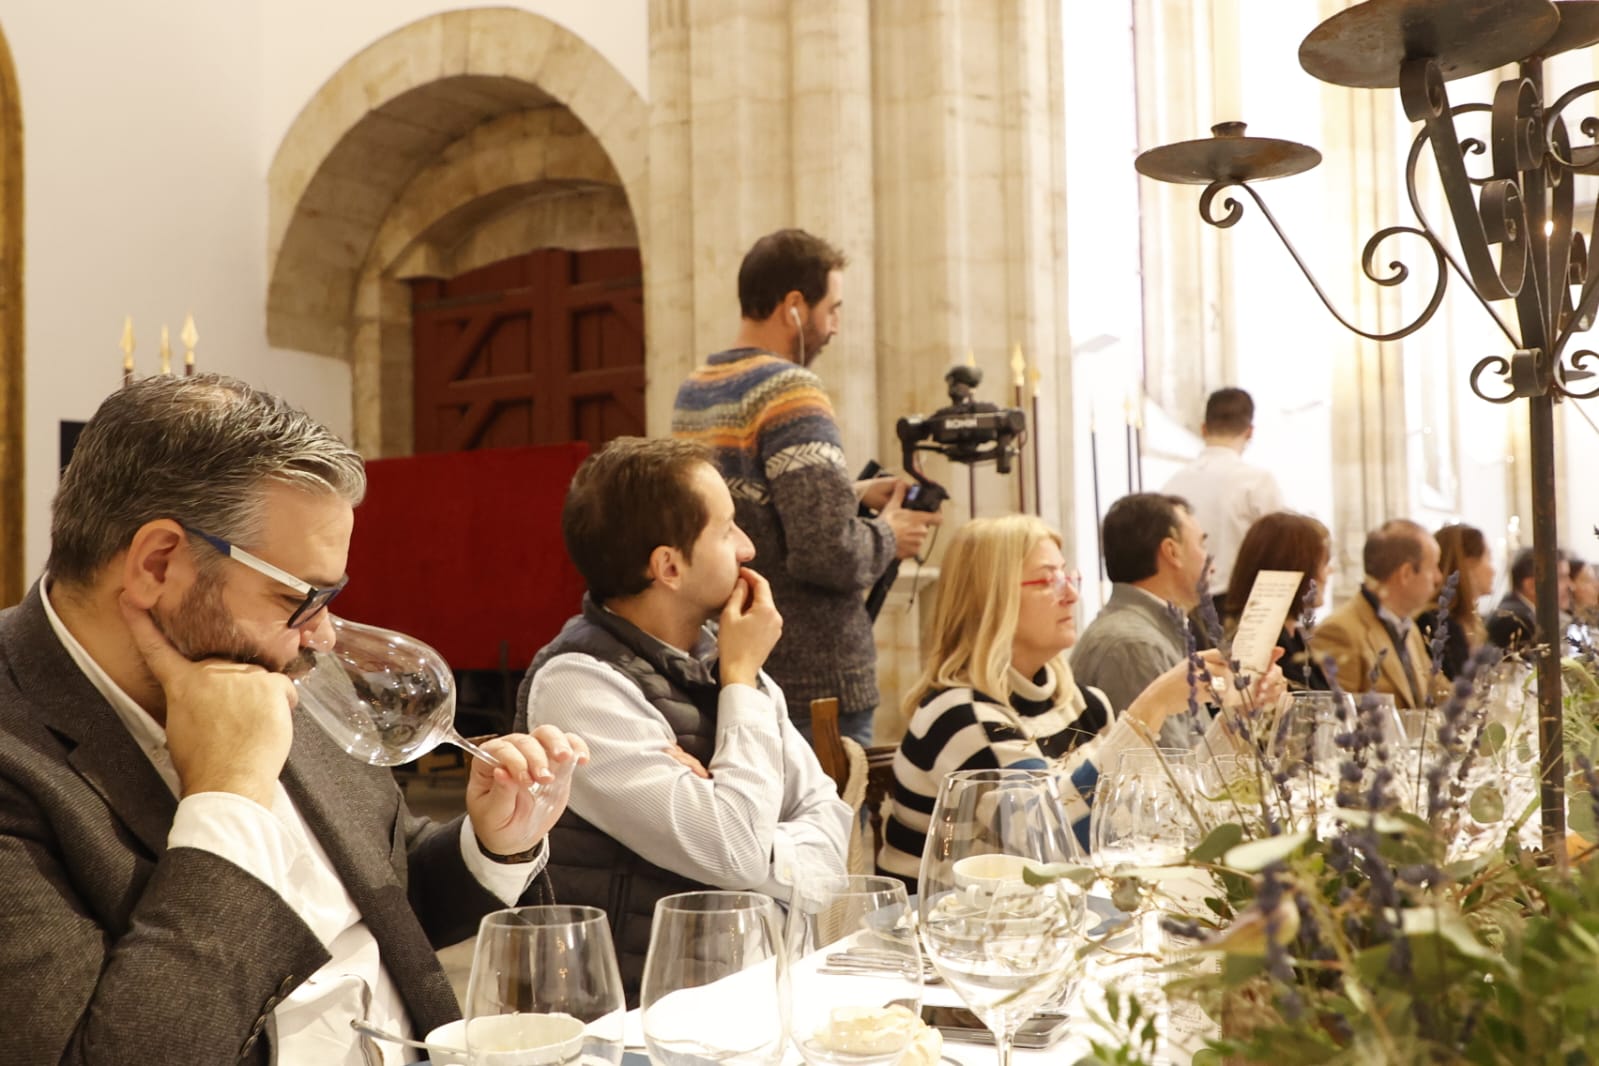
[905,523,940,612]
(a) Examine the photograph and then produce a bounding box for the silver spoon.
[350,1018,440,1054]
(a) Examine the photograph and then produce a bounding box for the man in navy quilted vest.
[517,435,850,1004]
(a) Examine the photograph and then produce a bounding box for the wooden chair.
[809,697,850,792]
[862,745,898,868]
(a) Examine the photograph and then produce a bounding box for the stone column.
[644,0,695,432]
[1322,68,1409,582]
[1132,0,1232,427]
[790,0,877,464]
[684,0,794,351]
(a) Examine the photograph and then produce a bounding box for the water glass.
[785,874,922,1066]
[641,891,786,1066]
[918,769,1086,1066]
[1090,748,1201,873]
[463,905,625,1065]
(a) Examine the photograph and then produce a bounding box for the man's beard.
[152,571,302,674]
[787,318,830,367]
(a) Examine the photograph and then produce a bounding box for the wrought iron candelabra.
[1135,0,1599,862]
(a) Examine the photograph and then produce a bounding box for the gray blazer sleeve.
[0,788,329,1065]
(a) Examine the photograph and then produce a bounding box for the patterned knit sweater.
[672,348,896,721]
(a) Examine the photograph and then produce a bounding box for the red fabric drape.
[334,443,589,670]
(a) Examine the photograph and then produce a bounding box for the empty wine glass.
[1090,749,1201,956]
[1268,692,1346,831]
[784,874,922,1066]
[287,615,556,790]
[1091,749,1200,874]
[463,905,626,1065]
[641,891,786,1066]
[918,769,1086,1066]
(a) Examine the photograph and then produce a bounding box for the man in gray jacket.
[0,375,583,1066]
[1071,493,1212,745]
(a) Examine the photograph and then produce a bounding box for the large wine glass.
[1090,748,1201,956]
[1268,691,1349,834]
[917,768,1086,1066]
[641,891,786,1066]
[784,874,923,1066]
[287,615,560,790]
[462,905,626,1065]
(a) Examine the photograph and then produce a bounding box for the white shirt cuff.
[717,681,779,731]
[459,818,549,906]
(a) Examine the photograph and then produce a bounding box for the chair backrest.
[862,745,897,869]
[809,697,849,791]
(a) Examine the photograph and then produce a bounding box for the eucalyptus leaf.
[1571,791,1599,840]
[1221,830,1310,872]
[1022,861,1097,888]
[1190,822,1245,864]
[1469,783,1505,824]
[1480,721,1507,755]
[1401,907,1499,965]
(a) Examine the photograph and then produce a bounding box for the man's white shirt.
[523,649,850,900]
[1162,444,1285,591]
[43,583,546,1065]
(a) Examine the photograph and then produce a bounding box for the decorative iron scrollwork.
[1469,354,1521,404]
[1558,348,1599,399]
[1195,179,1447,342]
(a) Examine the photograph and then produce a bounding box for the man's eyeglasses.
[181,524,348,628]
[1021,567,1081,599]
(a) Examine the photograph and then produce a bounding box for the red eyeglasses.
[1020,567,1081,598]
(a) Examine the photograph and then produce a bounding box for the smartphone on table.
[919,1004,1071,1049]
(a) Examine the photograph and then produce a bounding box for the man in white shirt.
[0,374,586,1066]
[1162,387,1284,601]
[516,437,851,1004]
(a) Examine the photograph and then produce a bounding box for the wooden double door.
[411,248,646,453]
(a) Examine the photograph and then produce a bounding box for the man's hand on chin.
[466,726,590,857]
[718,567,783,689]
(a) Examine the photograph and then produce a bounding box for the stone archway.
[0,25,22,605]
[266,8,647,456]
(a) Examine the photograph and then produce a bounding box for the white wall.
[258,0,648,167]
[4,0,349,580]
[2,0,646,582]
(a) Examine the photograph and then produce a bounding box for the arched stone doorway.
[0,25,22,605]
[266,8,647,457]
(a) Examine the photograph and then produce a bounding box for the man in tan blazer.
[1310,519,1444,709]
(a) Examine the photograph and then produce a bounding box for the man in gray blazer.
[0,375,586,1066]
[1071,493,1211,745]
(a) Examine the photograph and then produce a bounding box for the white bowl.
[952,853,1031,891]
[425,1013,584,1066]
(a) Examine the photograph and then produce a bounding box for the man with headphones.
[672,228,934,746]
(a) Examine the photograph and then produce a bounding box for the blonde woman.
[876,515,1277,884]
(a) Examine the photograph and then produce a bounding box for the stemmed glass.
[287,615,565,792]
[1090,748,1202,954]
[917,768,1087,1066]
[1268,692,1347,832]
[641,891,786,1066]
[784,874,923,1066]
[462,905,626,1065]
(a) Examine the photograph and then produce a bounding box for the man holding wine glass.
[0,375,586,1066]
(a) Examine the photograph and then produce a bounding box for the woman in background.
[1223,512,1331,690]
[875,514,1280,885]
[1418,524,1492,679]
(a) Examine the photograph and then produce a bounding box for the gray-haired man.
[0,375,586,1065]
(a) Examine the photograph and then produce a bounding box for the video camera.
[893,365,1027,512]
